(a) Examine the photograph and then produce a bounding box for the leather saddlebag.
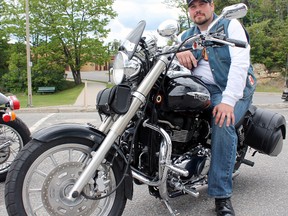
[244,105,286,156]
[96,85,131,115]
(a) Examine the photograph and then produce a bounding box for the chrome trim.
[132,91,146,104]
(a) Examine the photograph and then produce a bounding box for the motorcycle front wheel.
[5,137,127,216]
[0,117,31,182]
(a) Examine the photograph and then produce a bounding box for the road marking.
[30,113,55,133]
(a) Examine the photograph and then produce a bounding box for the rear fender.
[32,123,133,200]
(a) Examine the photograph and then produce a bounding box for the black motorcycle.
[5,4,286,216]
[0,93,31,182]
[281,88,288,101]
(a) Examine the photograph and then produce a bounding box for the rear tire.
[5,138,127,216]
[0,117,30,182]
[234,145,248,171]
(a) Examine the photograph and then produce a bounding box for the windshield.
[120,20,146,60]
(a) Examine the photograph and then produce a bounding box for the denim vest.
[181,15,257,99]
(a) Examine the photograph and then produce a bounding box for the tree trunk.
[71,69,82,85]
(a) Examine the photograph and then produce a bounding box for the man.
[177,0,256,215]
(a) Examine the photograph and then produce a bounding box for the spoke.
[10,133,18,141]
[10,147,20,157]
[35,169,48,177]
[49,154,58,167]
[1,127,6,135]
[28,188,42,193]
[2,127,10,136]
[33,203,44,215]
[69,149,73,162]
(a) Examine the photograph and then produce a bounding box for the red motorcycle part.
[8,95,20,110]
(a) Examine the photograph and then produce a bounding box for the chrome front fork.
[68,56,169,200]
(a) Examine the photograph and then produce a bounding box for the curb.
[16,103,288,113]
[17,105,97,113]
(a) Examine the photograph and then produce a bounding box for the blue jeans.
[205,85,252,198]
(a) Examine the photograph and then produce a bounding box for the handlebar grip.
[226,38,248,48]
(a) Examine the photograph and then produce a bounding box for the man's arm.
[221,19,250,107]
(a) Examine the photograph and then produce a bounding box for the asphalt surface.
[1,71,288,216]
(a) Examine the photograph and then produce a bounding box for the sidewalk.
[73,81,106,108]
[19,79,108,113]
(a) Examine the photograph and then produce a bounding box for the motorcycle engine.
[158,111,211,153]
[173,148,211,181]
[158,111,211,181]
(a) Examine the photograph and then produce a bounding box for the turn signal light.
[10,111,16,121]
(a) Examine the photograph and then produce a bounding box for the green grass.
[15,82,84,107]
[256,85,283,93]
[256,77,284,93]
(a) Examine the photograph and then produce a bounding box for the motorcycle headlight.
[113,51,141,85]
[113,51,129,85]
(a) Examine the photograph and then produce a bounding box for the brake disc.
[42,162,98,216]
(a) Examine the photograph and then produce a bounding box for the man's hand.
[212,103,235,127]
[176,50,198,69]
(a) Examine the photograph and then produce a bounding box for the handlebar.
[225,38,248,48]
[159,33,248,57]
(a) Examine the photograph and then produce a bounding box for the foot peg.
[242,158,254,167]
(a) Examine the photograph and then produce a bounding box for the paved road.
[66,70,113,83]
[1,91,288,215]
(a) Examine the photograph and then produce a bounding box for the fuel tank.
[164,75,211,111]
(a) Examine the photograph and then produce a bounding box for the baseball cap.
[187,0,212,7]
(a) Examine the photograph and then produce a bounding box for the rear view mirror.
[221,3,248,19]
[157,20,180,38]
[207,3,248,33]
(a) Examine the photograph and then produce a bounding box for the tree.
[163,0,192,31]
[163,0,242,30]
[162,0,288,74]
[0,38,9,80]
[247,18,288,73]
[1,43,27,92]
[32,0,116,85]
[2,0,117,85]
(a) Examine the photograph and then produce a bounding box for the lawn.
[256,76,284,93]
[14,82,84,107]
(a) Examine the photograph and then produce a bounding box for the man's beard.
[194,16,210,26]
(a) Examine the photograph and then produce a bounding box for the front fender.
[32,123,105,144]
[32,123,134,200]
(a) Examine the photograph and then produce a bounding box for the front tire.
[0,117,31,182]
[5,138,127,216]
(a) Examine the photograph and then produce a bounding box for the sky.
[106,0,182,44]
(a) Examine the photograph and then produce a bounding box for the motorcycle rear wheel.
[0,117,30,182]
[5,138,127,216]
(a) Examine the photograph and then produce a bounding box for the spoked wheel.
[5,138,127,216]
[0,117,30,182]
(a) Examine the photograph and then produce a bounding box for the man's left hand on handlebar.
[176,50,198,70]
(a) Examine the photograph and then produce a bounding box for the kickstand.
[163,200,180,216]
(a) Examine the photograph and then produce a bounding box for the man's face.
[188,0,214,27]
